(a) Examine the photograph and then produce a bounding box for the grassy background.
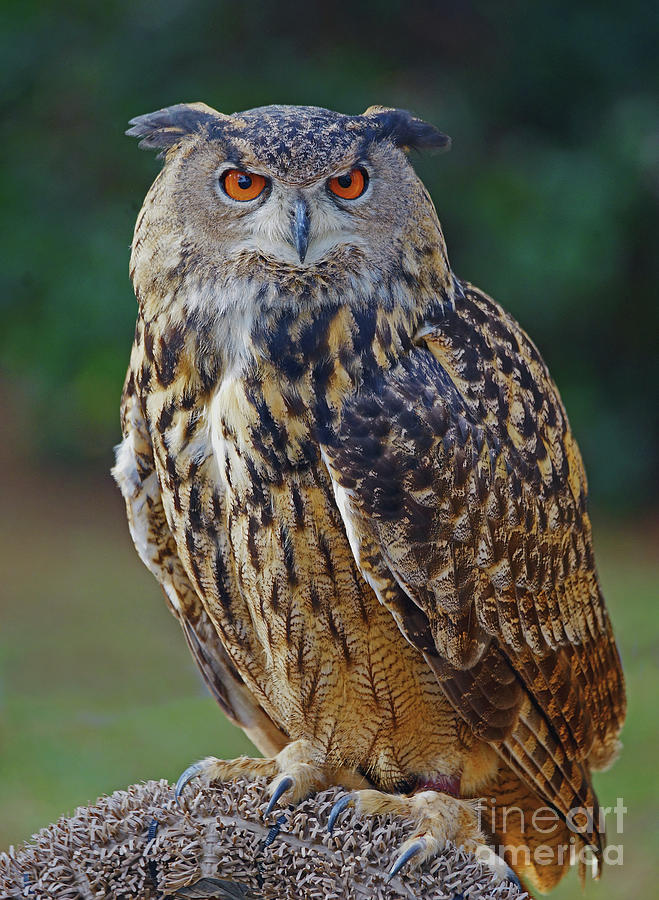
[1,1,657,895]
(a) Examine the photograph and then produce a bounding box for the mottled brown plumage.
[114,102,625,893]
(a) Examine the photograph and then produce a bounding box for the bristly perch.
[0,779,527,899]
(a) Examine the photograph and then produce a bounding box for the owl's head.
[128,103,450,278]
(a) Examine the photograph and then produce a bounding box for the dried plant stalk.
[0,778,526,899]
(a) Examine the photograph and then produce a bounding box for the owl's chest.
[209,368,322,491]
[204,369,461,777]
[208,368,332,586]
[209,368,368,653]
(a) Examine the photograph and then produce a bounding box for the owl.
[113,102,626,893]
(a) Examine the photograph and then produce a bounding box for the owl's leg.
[328,788,521,886]
[175,738,368,811]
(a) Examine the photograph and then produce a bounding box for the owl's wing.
[322,284,625,857]
[113,362,287,758]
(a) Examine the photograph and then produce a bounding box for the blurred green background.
[1,1,657,898]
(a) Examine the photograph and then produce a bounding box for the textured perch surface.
[0,778,526,900]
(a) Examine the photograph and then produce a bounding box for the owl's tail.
[480,763,579,894]
[498,695,604,885]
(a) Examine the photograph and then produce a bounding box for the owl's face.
[130,104,450,282]
[209,150,400,267]
[176,143,427,270]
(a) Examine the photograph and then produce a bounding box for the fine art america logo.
[475,797,627,873]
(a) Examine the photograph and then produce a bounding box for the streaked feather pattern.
[322,283,626,860]
[116,102,626,891]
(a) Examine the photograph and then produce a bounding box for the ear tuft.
[126,102,223,155]
[364,106,451,153]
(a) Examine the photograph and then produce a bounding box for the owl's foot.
[328,788,520,887]
[175,738,366,813]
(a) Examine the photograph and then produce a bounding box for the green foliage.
[1,0,657,508]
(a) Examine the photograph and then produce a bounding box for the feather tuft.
[364,106,451,152]
[126,102,223,155]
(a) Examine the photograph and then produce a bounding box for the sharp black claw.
[263,813,288,849]
[327,793,354,833]
[386,838,427,881]
[175,762,204,804]
[266,775,294,815]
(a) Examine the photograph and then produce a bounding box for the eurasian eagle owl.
[113,102,625,892]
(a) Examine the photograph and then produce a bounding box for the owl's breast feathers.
[120,276,624,864]
[120,289,470,784]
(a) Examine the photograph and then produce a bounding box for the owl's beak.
[292,195,310,263]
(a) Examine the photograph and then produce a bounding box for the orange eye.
[328,167,369,200]
[221,169,268,201]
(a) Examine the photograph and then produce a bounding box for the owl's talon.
[327,793,355,833]
[266,774,295,815]
[386,837,427,881]
[507,868,522,889]
[175,762,204,804]
[474,846,523,887]
[263,812,288,848]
